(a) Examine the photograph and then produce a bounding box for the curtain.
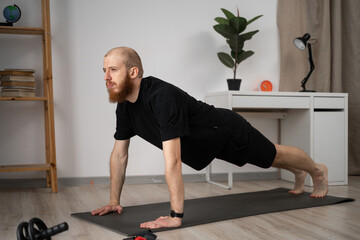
[277,0,360,175]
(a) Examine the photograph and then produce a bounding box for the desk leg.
[205,163,233,190]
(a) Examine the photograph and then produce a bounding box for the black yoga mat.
[71,188,354,236]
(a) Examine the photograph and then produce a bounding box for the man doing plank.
[91,47,328,229]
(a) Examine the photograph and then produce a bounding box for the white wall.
[0,0,279,179]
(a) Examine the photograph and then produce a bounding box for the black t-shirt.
[114,76,248,170]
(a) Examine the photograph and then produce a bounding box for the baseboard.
[0,172,278,188]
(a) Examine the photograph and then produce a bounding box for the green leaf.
[240,30,259,41]
[221,8,235,20]
[237,50,254,64]
[227,35,244,52]
[231,50,242,60]
[213,24,237,39]
[247,15,263,25]
[215,17,229,25]
[217,52,235,68]
[229,17,247,34]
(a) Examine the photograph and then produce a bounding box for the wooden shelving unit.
[0,26,44,35]
[0,97,47,101]
[0,0,58,192]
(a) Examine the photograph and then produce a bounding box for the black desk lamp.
[293,33,316,92]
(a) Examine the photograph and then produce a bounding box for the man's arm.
[91,139,130,216]
[164,137,184,215]
[140,137,184,229]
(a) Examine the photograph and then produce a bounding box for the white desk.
[205,91,348,189]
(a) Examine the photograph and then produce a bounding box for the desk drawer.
[232,95,310,109]
[314,97,345,109]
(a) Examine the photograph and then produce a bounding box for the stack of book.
[0,69,36,97]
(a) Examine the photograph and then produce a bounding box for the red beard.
[107,73,133,103]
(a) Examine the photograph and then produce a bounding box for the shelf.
[0,26,44,35]
[0,163,51,172]
[0,97,47,101]
[0,0,58,192]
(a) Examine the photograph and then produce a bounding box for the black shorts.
[215,111,277,169]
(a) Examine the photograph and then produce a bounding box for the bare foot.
[310,164,328,198]
[289,171,307,195]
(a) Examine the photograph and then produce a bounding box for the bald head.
[105,47,144,78]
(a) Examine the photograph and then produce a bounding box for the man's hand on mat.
[91,204,123,216]
[140,216,182,229]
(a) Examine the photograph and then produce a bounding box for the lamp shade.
[293,33,311,50]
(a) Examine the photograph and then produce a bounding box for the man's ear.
[130,67,139,79]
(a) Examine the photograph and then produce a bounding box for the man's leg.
[272,144,328,198]
[281,166,307,195]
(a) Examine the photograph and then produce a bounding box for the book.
[1,89,35,97]
[1,86,35,91]
[0,70,35,77]
[0,69,36,97]
[1,81,36,88]
[3,68,35,72]
[0,75,35,82]
[1,91,36,97]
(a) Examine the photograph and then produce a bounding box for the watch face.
[3,5,21,23]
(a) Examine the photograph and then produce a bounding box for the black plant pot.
[227,79,242,90]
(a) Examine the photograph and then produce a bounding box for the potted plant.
[214,8,262,90]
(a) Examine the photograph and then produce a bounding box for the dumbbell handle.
[37,222,69,239]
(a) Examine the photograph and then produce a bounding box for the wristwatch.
[170,210,184,218]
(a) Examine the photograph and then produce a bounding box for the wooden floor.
[1,177,359,240]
